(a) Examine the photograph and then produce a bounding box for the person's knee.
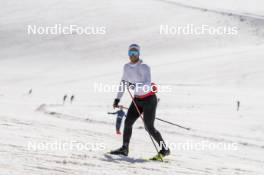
[124,118,133,128]
[145,124,157,134]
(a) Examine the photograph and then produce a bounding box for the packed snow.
[0,0,264,174]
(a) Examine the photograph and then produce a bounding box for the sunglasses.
[128,50,139,56]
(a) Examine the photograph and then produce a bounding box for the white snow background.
[0,0,264,174]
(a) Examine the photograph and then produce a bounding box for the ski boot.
[109,146,128,156]
[150,148,170,161]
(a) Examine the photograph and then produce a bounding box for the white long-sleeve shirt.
[116,59,152,99]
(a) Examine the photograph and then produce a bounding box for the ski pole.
[126,85,162,161]
[117,105,191,130]
[155,117,190,130]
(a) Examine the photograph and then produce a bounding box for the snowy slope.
[0,0,264,175]
[157,0,264,18]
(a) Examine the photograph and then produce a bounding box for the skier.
[63,94,67,104]
[108,106,126,135]
[28,89,32,95]
[237,100,240,111]
[110,44,170,159]
[70,95,75,104]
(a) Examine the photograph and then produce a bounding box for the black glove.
[127,82,135,90]
[113,98,120,108]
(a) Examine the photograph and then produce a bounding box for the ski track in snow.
[1,91,264,175]
[154,0,264,20]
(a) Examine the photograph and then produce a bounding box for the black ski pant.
[123,94,166,150]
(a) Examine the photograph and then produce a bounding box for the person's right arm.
[113,65,127,108]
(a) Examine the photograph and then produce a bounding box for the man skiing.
[110,44,170,159]
[108,106,126,135]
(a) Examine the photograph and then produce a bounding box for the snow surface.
[0,0,264,174]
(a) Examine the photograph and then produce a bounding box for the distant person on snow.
[237,100,240,111]
[70,95,75,104]
[28,89,32,95]
[108,106,126,135]
[110,44,170,158]
[63,94,67,104]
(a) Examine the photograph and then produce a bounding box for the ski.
[105,152,169,163]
